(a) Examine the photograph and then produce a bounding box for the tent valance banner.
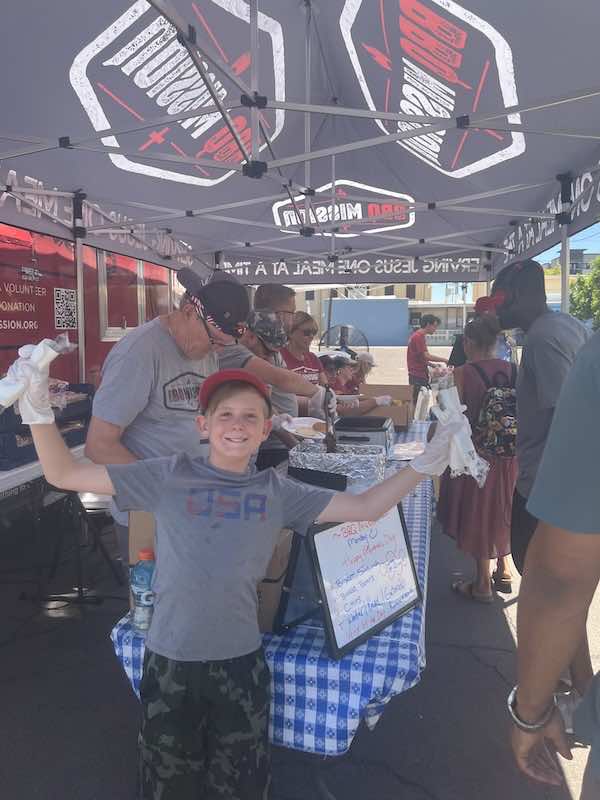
[222,254,486,285]
[1,0,600,282]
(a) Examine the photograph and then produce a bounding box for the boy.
[10,347,457,800]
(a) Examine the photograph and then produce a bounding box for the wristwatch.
[507,685,557,732]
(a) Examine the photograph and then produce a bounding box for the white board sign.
[308,505,420,658]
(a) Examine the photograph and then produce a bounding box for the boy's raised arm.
[30,424,115,496]
[317,466,422,524]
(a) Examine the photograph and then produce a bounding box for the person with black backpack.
[437,314,517,602]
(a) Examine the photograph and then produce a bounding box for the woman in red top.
[437,314,517,602]
[280,312,325,385]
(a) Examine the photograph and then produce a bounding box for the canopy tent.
[1,0,600,293]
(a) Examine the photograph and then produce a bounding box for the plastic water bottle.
[130,549,155,634]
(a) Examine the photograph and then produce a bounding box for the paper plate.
[389,441,425,461]
[281,417,326,439]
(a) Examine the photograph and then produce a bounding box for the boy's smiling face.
[196,388,272,473]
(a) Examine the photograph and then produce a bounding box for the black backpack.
[470,362,517,458]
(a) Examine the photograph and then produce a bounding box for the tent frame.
[0,0,594,309]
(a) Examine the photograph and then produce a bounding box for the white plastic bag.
[434,386,490,488]
[414,386,433,421]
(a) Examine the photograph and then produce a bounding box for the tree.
[570,257,600,330]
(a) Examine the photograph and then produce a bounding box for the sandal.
[451,579,494,604]
[491,570,513,594]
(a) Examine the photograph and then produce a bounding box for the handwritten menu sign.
[308,505,420,658]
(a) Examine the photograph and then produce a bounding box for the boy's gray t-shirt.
[92,319,216,521]
[516,311,589,497]
[107,455,335,661]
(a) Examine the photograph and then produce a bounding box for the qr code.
[54,288,77,330]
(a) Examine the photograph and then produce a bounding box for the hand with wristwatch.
[508,685,572,785]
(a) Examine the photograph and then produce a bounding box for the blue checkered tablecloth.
[111,422,433,756]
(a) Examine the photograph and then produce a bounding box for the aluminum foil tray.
[288,441,386,486]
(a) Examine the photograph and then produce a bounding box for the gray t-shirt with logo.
[107,455,335,660]
[516,311,589,497]
[91,318,216,521]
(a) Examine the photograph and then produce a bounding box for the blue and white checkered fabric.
[110,422,432,756]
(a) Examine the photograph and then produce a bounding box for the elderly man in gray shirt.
[85,268,249,566]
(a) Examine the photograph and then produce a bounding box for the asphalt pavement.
[1,498,597,800]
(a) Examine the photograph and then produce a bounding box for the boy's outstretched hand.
[410,418,463,476]
[317,416,463,525]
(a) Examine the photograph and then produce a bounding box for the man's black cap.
[492,259,545,295]
[177,268,250,336]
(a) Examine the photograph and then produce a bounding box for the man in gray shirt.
[491,258,591,697]
[492,260,590,568]
[509,331,600,797]
[85,268,250,564]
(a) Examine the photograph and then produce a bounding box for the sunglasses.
[298,328,318,337]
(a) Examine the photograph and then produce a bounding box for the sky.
[536,221,600,264]
[429,222,600,302]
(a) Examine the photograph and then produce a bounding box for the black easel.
[21,488,103,607]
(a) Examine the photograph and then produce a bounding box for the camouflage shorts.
[138,647,271,800]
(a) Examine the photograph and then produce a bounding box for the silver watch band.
[507,685,557,732]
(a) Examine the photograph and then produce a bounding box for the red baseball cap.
[474,291,507,315]
[198,369,272,413]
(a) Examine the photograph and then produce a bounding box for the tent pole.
[86,191,291,231]
[73,193,86,382]
[267,85,600,171]
[330,155,336,261]
[2,185,73,198]
[326,289,334,346]
[560,224,570,313]
[6,189,74,234]
[249,0,259,160]
[558,173,572,314]
[304,1,312,223]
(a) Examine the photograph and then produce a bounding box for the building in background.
[295,282,489,346]
[545,248,599,275]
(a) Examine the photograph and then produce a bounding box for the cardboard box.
[257,528,294,633]
[361,384,414,428]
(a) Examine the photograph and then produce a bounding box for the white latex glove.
[307,386,337,420]
[271,413,293,432]
[12,340,62,424]
[0,343,45,409]
[375,395,393,407]
[410,418,464,477]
